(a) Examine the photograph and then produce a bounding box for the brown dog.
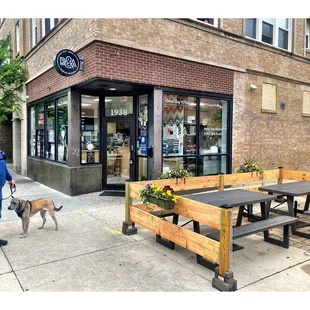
[8,198,63,238]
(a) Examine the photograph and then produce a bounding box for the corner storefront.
[26,42,234,195]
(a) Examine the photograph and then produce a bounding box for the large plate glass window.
[81,95,100,164]
[46,101,55,160]
[162,94,197,176]
[57,97,68,163]
[36,103,44,158]
[199,98,228,175]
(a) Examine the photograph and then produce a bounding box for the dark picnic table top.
[258,181,310,196]
[183,189,277,209]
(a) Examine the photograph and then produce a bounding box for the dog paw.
[38,227,43,230]
[19,235,27,238]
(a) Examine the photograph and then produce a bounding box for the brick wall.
[233,72,310,172]
[0,117,13,162]
[26,41,234,102]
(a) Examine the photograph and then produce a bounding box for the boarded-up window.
[262,83,277,112]
[303,91,310,115]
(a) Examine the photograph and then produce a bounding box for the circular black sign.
[54,49,80,77]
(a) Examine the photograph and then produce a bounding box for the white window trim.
[15,20,20,55]
[31,18,37,48]
[190,18,219,28]
[42,18,56,37]
[245,18,292,51]
[306,19,310,49]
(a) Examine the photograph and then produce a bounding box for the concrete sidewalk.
[1,168,310,292]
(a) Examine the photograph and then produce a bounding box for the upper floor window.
[194,18,219,27]
[31,18,37,48]
[306,19,310,49]
[245,18,292,51]
[15,19,20,55]
[42,18,59,37]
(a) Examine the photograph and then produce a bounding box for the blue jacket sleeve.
[5,166,12,182]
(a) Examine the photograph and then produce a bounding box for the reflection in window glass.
[163,94,197,156]
[278,28,288,49]
[162,156,197,177]
[57,97,68,162]
[81,95,100,164]
[245,18,256,38]
[262,21,273,44]
[105,96,133,117]
[138,157,148,180]
[36,103,44,158]
[199,156,227,175]
[199,98,227,155]
[30,107,36,156]
[137,95,148,156]
[46,102,55,160]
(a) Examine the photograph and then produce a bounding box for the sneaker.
[0,239,8,247]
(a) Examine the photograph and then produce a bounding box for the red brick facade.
[27,41,234,103]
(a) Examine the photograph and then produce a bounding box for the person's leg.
[0,191,8,246]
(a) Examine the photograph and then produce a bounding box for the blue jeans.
[0,190,2,218]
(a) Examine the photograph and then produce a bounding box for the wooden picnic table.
[259,181,310,238]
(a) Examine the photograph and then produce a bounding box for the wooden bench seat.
[207,215,298,249]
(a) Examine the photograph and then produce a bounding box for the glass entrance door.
[103,119,134,189]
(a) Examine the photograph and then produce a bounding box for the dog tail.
[54,205,63,212]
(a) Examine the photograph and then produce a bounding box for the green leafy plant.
[139,183,179,205]
[0,35,26,123]
[159,160,190,179]
[236,154,264,175]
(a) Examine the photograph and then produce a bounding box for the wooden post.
[122,181,137,235]
[218,207,231,276]
[278,166,284,184]
[218,173,224,192]
[212,205,237,291]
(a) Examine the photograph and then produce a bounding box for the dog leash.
[1,184,16,200]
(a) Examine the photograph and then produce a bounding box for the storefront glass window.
[46,101,55,160]
[162,93,230,176]
[57,97,68,163]
[81,95,100,164]
[30,107,36,156]
[104,96,133,117]
[163,94,197,156]
[36,103,44,158]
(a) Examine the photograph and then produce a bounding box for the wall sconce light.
[250,84,257,90]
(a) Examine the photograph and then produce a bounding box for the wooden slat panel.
[172,197,222,228]
[283,169,310,181]
[224,172,264,185]
[129,176,219,198]
[224,169,279,186]
[219,209,231,276]
[130,206,220,263]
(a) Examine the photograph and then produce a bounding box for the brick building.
[1,18,310,195]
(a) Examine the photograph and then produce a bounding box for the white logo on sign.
[60,56,77,69]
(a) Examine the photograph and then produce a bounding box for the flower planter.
[146,195,175,210]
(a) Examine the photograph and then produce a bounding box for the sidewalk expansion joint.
[1,247,25,292]
[237,257,310,290]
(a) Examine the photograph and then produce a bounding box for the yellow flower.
[151,183,156,188]
[167,190,172,196]
[172,198,177,202]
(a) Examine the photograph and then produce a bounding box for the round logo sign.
[54,49,81,77]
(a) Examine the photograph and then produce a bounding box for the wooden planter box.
[146,195,175,210]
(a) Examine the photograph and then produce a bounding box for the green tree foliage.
[0,35,26,122]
